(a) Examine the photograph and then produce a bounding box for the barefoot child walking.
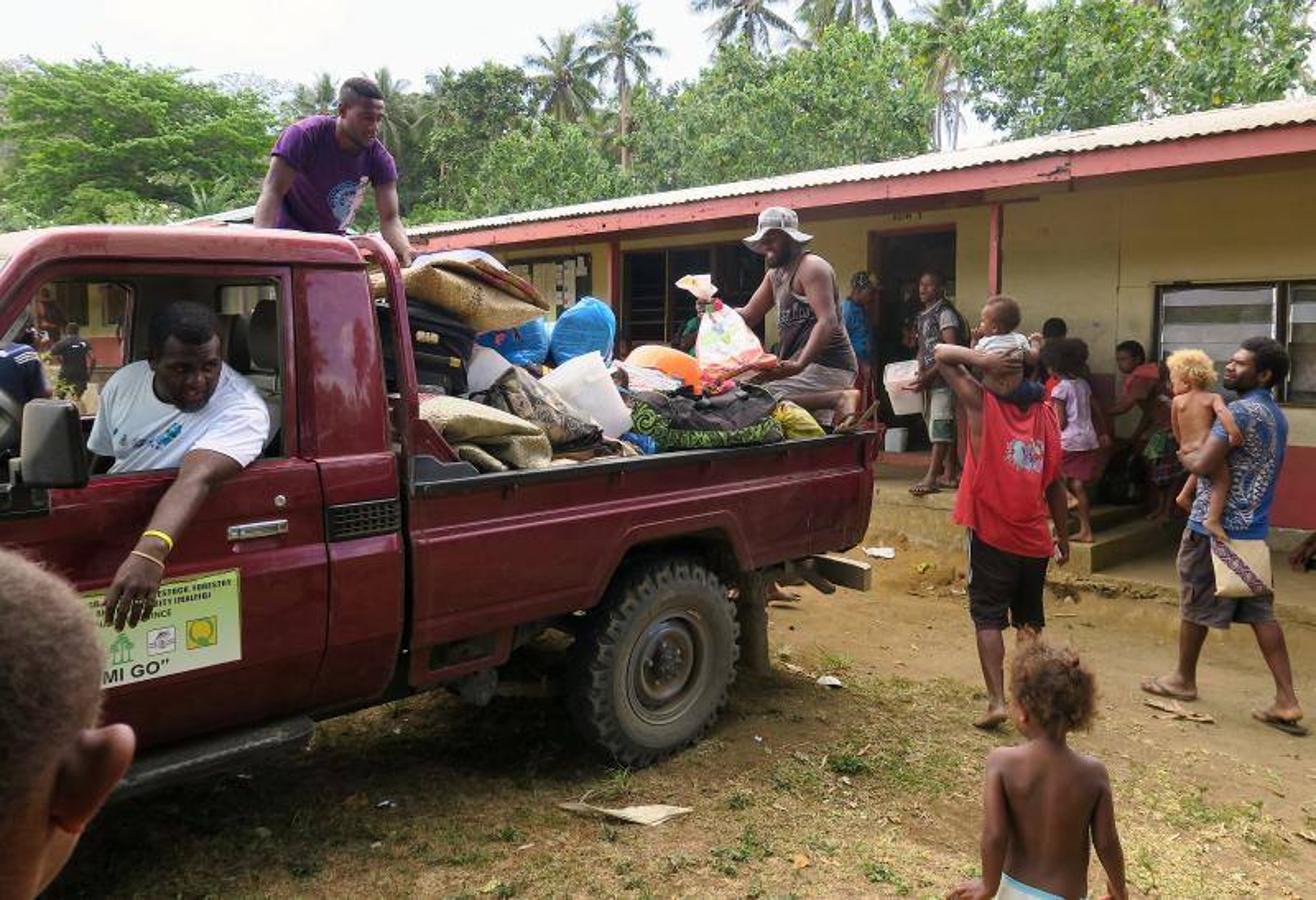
[950,641,1127,900]
[1167,349,1242,543]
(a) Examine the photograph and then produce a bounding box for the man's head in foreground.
[0,549,135,899]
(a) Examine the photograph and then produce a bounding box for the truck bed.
[400,431,874,687]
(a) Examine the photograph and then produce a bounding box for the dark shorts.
[1178,529,1276,629]
[966,533,1049,631]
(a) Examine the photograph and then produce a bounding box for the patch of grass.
[804,834,840,857]
[710,825,773,875]
[490,825,524,843]
[589,767,635,802]
[862,860,911,895]
[599,823,620,844]
[827,751,872,776]
[868,738,959,795]
[815,647,854,674]
[659,852,698,875]
[726,789,754,810]
[769,758,822,794]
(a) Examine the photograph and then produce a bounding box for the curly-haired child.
[949,641,1126,900]
[1167,349,1242,543]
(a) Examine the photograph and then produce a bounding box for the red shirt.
[954,391,1063,558]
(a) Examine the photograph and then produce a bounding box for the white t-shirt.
[975,332,1032,356]
[88,361,271,474]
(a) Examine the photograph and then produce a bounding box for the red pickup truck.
[0,226,874,792]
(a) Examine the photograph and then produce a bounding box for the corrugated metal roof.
[407,96,1316,239]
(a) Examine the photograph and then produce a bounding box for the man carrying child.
[1142,337,1304,735]
[933,296,1071,730]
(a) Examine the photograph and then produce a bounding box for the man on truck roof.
[253,77,414,266]
[728,207,860,427]
[88,302,270,631]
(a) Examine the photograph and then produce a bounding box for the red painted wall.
[1270,445,1316,531]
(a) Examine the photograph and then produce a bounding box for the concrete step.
[1067,518,1183,576]
[1068,504,1144,536]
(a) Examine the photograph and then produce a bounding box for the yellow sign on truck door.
[85,569,242,689]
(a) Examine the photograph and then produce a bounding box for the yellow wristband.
[142,530,174,553]
[129,550,166,571]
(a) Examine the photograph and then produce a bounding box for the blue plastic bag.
[478,317,549,368]
[549,297,616,366]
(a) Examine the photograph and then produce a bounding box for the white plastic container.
[884,427,909,453]
[466,345,514,394]
[883,360,923,417]
[541,351,633,439]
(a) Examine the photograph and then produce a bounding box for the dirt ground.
[51,525,1316,899]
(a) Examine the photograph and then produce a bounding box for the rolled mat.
[370,259,548,333]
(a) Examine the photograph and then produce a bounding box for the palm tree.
[692,0,797,55]
[796,0,897,41]
[525,30,599,123]
[913,0,980,151]
[584,1,665,173]
[289,72,336,117]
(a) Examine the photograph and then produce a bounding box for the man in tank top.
[729,207,859,427]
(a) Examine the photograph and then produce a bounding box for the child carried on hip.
[1167,349,1242,543]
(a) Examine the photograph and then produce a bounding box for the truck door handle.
[227,519,289,542]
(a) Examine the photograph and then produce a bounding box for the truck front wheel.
[570,557,739,767]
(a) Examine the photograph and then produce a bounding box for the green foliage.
[629,26,934,191]
[960,0,1170,138]
[961,0,1314,139]
[1165,0,1316,113]
[415,63,538,214]
[0,56,273,224]
[692,0,798,55]
[466,118,633,217]
[525,31,599,123]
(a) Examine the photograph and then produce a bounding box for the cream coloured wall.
[499,242,612,307]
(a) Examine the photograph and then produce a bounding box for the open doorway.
[868,228,957,441]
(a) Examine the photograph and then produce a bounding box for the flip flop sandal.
[1252,710,1310,736]
[908,483,942,497]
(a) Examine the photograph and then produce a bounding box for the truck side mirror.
[19,399,88,489]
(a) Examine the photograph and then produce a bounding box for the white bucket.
[541,351,633,439]
[883,360,923,417]
[884,427,909,453]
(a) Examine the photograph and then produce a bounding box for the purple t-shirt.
[271,116,397,234]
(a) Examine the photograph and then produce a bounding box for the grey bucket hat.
[743,206,813,253]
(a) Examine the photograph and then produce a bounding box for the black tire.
[569,556,739,767]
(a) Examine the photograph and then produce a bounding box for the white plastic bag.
[677,274,776,386]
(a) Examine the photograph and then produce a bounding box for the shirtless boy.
[949,640,1127,900]
[1167,349,1242,543]
[1,549,136,899]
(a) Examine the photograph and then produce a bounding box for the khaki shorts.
[923,385,955,444]
[1178,529,1276,629]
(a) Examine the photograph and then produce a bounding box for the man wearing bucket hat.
[728,207,859,427]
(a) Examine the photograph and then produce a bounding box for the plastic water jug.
[541,351,633,439]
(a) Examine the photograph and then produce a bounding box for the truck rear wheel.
[570,557,739,767]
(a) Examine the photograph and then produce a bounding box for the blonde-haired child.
[1168,349,1242,543]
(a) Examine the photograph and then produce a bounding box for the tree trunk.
[619,84,633,174]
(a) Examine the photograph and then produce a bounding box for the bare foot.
[1141,674,1197,702]
[1205,518,1230,544]
[766,584,800,604]
[1073,528,1094,544]
[973,704,1009,731]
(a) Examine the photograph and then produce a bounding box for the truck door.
[0,263,330,749]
